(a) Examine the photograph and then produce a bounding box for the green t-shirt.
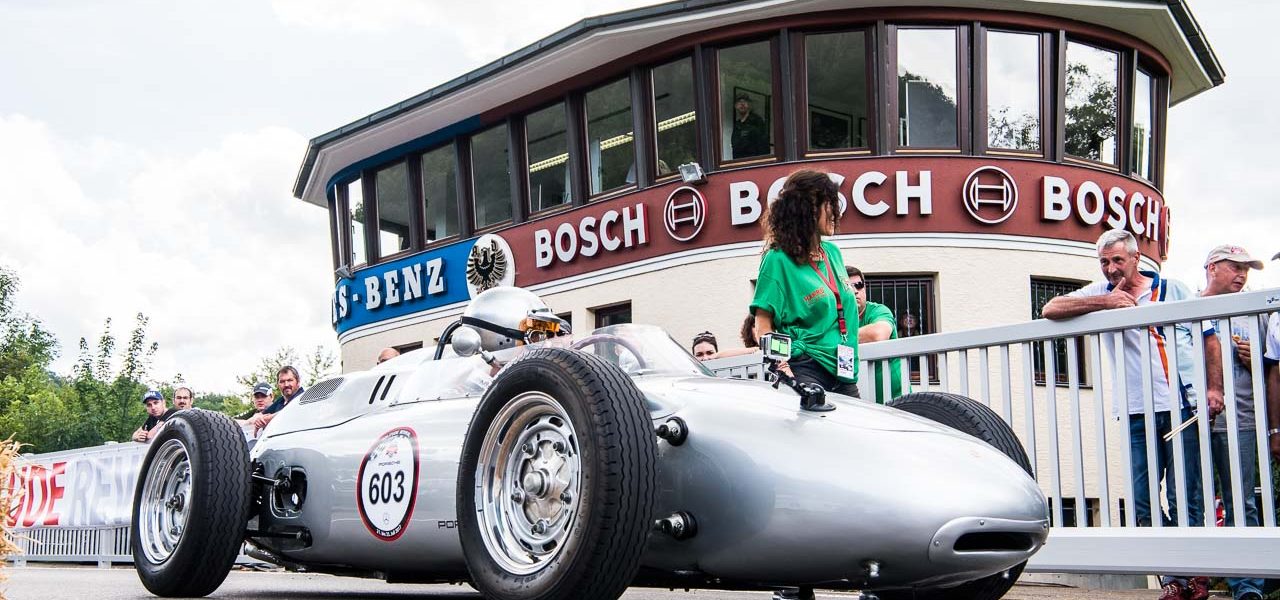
[749,241,859,383]
[862,301,907,404]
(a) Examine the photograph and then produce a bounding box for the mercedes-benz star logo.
[962,166,1018,225]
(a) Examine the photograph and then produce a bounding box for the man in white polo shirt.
[1043,230,1225,600]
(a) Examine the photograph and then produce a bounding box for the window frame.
[372,158,418,262]
[468,122,516,233]
[711,35,784,167]
[888,23,970,155]
[864,274,939,384]
[976,26,1051,158]
[581,76,639,201]
[797,26,877,157]
[1030,276,1091,387]
[416,141,464,248]
[1060,37,1124,170]
[648,55,702,185]
[524,99,575,216]
[592,301,633,329]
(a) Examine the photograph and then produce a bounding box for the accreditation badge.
[836,344,856,379]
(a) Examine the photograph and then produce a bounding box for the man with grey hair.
[1043,229,1223,600]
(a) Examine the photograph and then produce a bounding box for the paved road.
[1,566,1159,600]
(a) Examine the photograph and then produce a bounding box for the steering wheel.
[569,334,648,371]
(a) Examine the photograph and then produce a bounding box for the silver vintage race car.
[131,287,1048,600]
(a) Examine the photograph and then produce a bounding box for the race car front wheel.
[458,347,658,600]
[132,409,250,597]
[880,392,1033,600]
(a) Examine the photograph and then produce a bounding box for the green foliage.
[987,105,1040,152]
[1064,62,1117,161]
[1,265,341,454]
[0,267,58,381]
[235,345,337,397]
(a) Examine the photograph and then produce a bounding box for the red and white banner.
[5,443,147,529]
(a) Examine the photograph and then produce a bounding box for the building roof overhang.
[294,0,1223,206]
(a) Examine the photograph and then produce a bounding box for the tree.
[236,345,337,397]
[1064,62,1117,160]
[66,313,159,448]
[0,267,58,381]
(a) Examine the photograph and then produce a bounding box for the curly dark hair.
[763,169,840,263]
[739,314,758,348]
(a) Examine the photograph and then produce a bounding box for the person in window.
[131,390,175,443]
[730,93,769,159]
[750,169,858,403]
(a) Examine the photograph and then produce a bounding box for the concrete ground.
[0,565,1170,600]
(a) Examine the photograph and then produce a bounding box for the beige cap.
[1204,244,1264,270]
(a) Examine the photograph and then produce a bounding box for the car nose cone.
[642,385,1048,588]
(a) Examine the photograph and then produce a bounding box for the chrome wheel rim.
[475,391,582,575]
[138,439,193,564]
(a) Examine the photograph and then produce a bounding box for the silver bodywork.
[250,324,1048,590]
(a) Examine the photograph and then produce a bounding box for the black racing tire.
[457,347,658,600]
[131,409,251,597]
[880,392,1032,600]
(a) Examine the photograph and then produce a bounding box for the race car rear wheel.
[880,392,1032,600]
[131,409,251,597]
[458,347,658,600]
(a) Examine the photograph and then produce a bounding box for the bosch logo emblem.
[663,186,706,242]
[962,166,1018,225]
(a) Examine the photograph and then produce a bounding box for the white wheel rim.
[138,439,193,564]
[474,391,582,575]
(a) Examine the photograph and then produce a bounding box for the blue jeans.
[1128,408,1205,527]
[1211,431,1265,599]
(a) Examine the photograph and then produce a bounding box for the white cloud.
[0,114,337,394]
[270,0,658,62]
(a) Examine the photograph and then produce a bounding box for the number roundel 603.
[356,427,420,541]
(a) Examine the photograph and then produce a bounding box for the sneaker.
[1186,576,1210,600]
[1157,582,1186,600]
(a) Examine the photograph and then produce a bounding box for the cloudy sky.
[0,0,1272,393]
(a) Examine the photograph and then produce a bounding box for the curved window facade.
[334,15,1169,271]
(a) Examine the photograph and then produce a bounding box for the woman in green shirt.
[750,169,860,397]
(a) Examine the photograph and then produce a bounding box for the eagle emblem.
[466,239,507,292]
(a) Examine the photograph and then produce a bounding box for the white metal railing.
[709,288,1280,577]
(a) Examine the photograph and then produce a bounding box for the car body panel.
[247,324,1048,590]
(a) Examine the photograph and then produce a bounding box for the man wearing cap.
[131,390,175,443]
[236,382,274,423]
[247,365,305,434]
[1199,244,1268,600]
[730,93,769,159]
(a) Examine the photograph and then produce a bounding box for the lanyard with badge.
[811,249,856,379]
